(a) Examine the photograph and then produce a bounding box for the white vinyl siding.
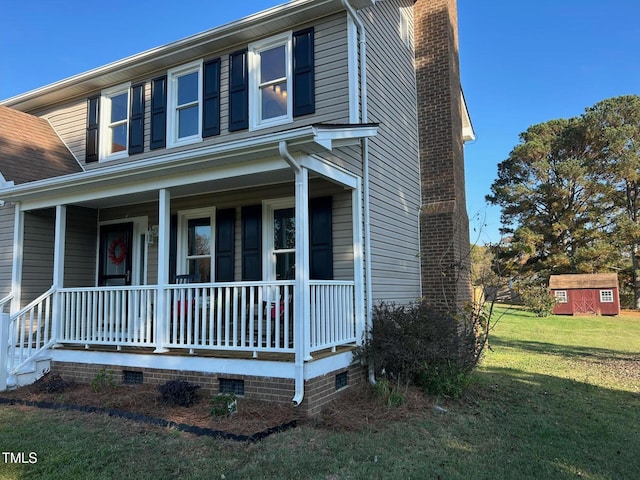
[21,209,55,305]
[361,0,421,304]
[0,203,15,298]
[29,14,351,168]
[99,179,353,285]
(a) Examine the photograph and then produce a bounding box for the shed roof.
[0,106,82,186]
[549,273,619,290]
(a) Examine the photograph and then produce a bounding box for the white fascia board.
[302,155,359,189]
[0,125,377,207]
[311,124,378,150]
[461,90,476,143]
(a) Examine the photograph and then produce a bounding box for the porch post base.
[153,347,169,354]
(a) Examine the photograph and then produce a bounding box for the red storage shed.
[549,274,620,316]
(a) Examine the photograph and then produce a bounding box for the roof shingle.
[549,273,619,289]
[0,105,82,185]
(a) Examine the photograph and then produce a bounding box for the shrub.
[354,301,485,398]
[34,372,73,394]
[370,379,406,408]
[210,393,237,417]
[157,380,201,407]
[91,369,115,393]
[521,285,556,317]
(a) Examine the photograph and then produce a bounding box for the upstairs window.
[100,84,130,161]
[249,32,293,130]
[167,61,202,147]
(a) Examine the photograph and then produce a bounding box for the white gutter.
[279,141,308,407]
[342,0,374,382]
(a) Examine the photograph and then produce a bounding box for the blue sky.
[1,1,639,245]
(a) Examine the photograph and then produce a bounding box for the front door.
[98,223,133,286]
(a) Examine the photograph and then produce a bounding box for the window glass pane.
[276,252,295,280]
[110,93,128,123]
[110,124,127,153]
[188,218,211,256]
[261,82,287,119]
[260,45,286,83]
[188,258,210,283]
[274,208,295,250]
[177,71,198,105]
[178,105,199,138]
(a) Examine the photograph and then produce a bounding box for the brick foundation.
[50,360,367,417]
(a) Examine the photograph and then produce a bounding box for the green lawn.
[1,307,639,480]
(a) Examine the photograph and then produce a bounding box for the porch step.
[6,355,51,390]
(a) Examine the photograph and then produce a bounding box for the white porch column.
[155,189,170,352]
[294,167,311,362]
[10,203,24,315]
[51,205,67,342]
[53,205,67,288]
[352,180,366,344]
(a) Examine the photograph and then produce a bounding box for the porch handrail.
[0,292,14,313]
[6,286,56,378]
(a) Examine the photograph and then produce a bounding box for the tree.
[487,118,615,282]
[584,95,640,308]
[487,95,640,308]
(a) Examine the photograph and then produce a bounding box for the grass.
[1,306,639,479]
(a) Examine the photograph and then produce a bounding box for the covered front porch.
[1,126,375,403]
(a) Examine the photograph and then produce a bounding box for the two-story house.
[0,0,474,415]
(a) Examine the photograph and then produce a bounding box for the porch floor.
[53,343,357,362]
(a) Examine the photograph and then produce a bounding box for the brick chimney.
[414,0,472,311]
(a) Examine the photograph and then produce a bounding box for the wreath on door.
[108,237,128,265]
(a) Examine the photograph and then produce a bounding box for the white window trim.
[399,7,413,51]
[177,207,215,279]
[262,197,295,281]
[99,82,131,162]
[554,290,568,303]
[599,289,614,303]
[167,60,203,148]
[249,31,293,131]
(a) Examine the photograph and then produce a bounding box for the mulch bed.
[1,373,437,439]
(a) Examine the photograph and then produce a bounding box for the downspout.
[342,0,375,384]
[279,141,307,407]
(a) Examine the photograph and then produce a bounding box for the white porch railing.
[0,293,12,314]
[310,281,356,352]
[3,280,357,366]
[165,281,295,354]
[59,286,157,347]
[5,287,56,376]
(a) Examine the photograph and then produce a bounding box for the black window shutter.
[150,76,167,150]
[241,205,262,281]
[293,27,315,117]
[310,196,333,280]
[203,58,221,137]
[215,208,235,282]
[86,96,100,163]
[129,83,145,154]
[229,50,248,132]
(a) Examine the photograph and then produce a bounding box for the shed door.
[573,290,596,315]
